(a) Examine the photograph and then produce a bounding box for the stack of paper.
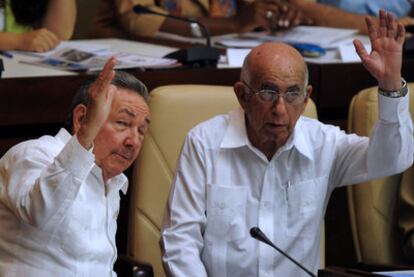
[15,41,179,71]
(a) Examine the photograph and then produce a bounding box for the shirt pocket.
[287,175,328,239]
[205,184,248,242]
[58,202,92,257]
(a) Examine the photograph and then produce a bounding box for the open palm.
[354,10,405,90]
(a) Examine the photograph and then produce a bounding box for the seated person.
[91,0,311,39]
[160,10,413,276]
[290,0,414,34]
[0,58,150,276]
[0,0,76,52]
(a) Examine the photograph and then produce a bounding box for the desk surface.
[2,39,176,79]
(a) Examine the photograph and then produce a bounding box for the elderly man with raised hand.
[160,10,413,277]
[0,58,150,276]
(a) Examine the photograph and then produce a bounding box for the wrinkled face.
[235,44,311,159]
[243,76,308,153]
[93,89,150,180]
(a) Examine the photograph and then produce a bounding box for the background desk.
[2,39,414,269]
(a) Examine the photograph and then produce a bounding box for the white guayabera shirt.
[0,128,128,277]
[161,94,413,277]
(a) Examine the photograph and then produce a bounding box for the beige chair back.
[347,84,414,264]
[128,85,318,277]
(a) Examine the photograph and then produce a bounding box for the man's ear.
[300,85,313,114]
[234,81,249,110]
[305,85,313,101]
[72,104,87,134]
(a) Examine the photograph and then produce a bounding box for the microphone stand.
[250,227,317,277]
[133,5,220,67]
[0,59,3,79]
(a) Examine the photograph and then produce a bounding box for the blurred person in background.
[0,0,76,52]
[91,0,312,39]
[290,0,414,34]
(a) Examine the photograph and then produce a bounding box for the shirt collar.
[91,166,129,195]
[285,117,314,161]
[57,128,129,194]
[220,111,314,161]
[56,128,72,146]
[220,107,250,148]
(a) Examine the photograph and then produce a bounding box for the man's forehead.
[113,89,149,114]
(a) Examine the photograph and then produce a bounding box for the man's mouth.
[115,152,133,160]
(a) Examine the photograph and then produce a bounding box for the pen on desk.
[0,51,13,58]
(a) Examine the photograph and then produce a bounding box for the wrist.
[378,75,402,91]
[76,124,98,150]
[378,78,408,98]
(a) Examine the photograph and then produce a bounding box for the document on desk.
[20,47,179,71]
[375,270,414,277]
[217,26,358,49]
[11,41,111,58]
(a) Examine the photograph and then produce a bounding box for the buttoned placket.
[258,159,276,277]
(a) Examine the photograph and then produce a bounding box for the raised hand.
[353,9,405,91]
[76,57,117,149]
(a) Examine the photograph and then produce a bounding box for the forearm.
[0,135,94,230]
[291,0,371,34]
[41,0,76,39]
[0,32,23,50]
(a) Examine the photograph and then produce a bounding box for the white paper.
[216,27,359,50]
[11,41,111,58]
[338,42,371,62]
[374,270,414,277]
[20,47,178,72]
[227,48,251,67]
[259,26,358,48]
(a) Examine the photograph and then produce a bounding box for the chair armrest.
[114,254,154,277]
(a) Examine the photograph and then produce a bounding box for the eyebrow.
[287,85,301,92]
[118,108,136,117]
[262,83,301,92]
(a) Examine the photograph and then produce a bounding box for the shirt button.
[219,202,225,209]
[263,201,270,208]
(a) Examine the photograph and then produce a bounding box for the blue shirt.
[318,0,411,17]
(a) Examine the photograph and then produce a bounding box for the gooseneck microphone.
[250,227,317,277]
[133,5,211,46]
[0,58,3,78]
[133,5,220,67]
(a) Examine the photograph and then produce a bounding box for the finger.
[89,57,116,96]
[282,9,297,28]
[365,16,379,41]
[98,57,116,84]
[397,23,406,44]
[43,32,59,51]
[386,11,396,38]
[379,9,387,37]
[353,39,369,61]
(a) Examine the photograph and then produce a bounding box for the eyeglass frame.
[241,80,308,105]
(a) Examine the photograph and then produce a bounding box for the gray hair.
[64,71,149,132]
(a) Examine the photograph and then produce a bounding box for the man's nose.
[271,96,288,114]
[125,129,140,149]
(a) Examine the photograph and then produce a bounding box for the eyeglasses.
[242,80,306,105]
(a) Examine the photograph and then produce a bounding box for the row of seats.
[123,84,414,276]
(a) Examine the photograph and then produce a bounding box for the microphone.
[0,58,3,78]
[250,227,316,277]
[133,5,220,67]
